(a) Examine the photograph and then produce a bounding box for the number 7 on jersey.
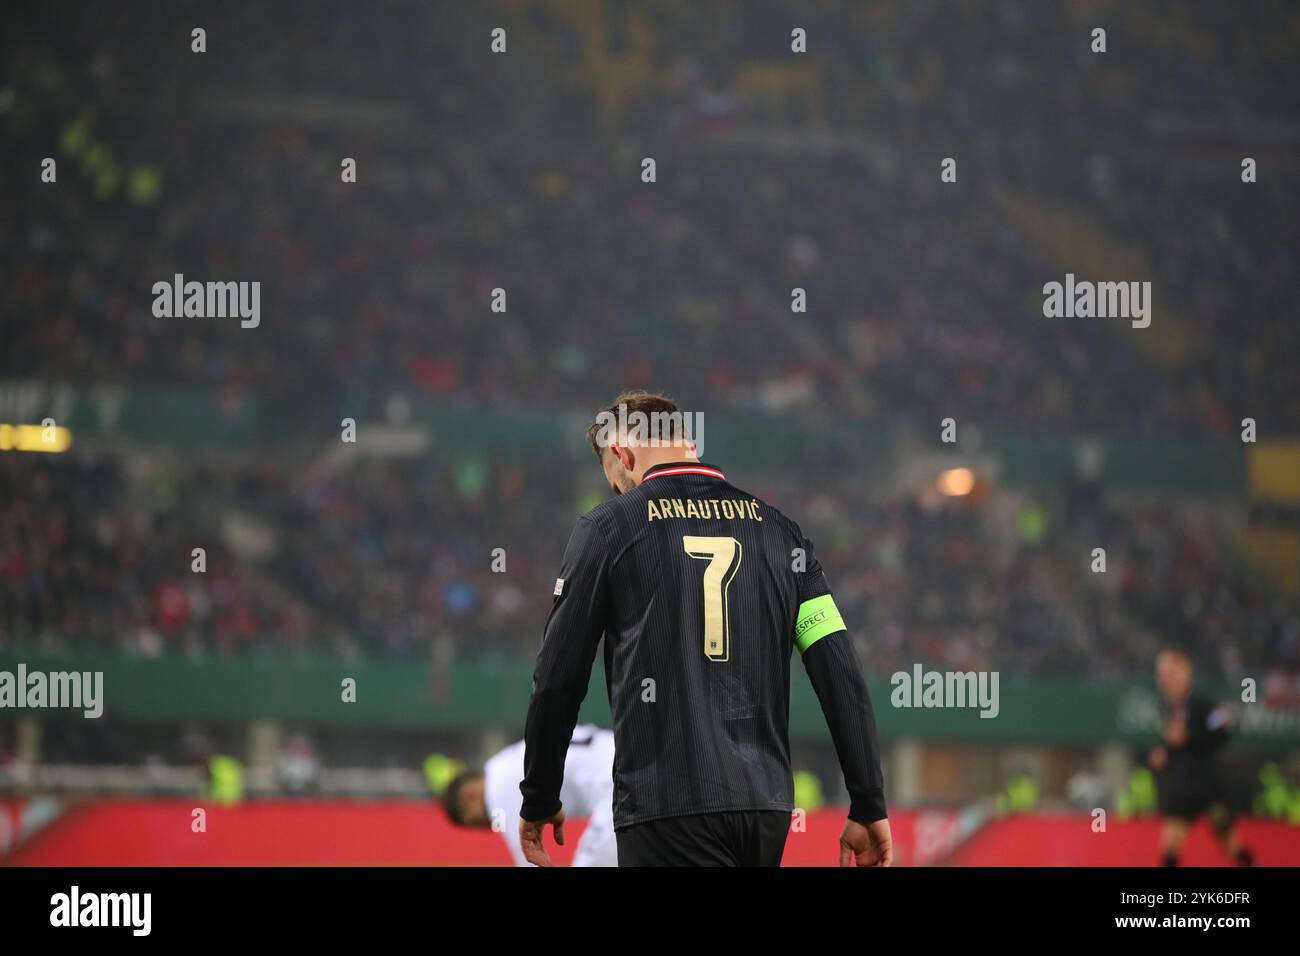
[682,535,742,662]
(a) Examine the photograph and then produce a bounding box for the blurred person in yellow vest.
[1251,762,1300,823]
[183,728,243,806]
[792,770,825,812]
[997,771,1038,814]
[206,755,244,806]
[1117,767,1158,819]
[424,753,466,795]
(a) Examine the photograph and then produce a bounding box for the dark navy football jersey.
[521,461,885,830]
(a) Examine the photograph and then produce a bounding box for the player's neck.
[632,449,700,484]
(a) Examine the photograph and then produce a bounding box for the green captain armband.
[794,594,846,654]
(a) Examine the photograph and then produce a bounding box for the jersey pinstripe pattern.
[522,461,886,830]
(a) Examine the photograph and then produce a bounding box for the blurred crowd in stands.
[2,0,1298,685]
[3,1,1296,430]
[4,451,1297,687]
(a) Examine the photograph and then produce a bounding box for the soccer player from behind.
[442,724,616,866]
[519,390,891,867]
[1149,648,1253,866]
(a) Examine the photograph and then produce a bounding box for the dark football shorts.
[616,809,791,867]
[1159,781,1235,827]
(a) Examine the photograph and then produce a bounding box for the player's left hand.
[520,810,566,867]
[839,817,893,867]
[1164,718,1187,746]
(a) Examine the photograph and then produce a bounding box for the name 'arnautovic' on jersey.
[521,461,886,830]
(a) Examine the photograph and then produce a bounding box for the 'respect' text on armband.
[794,594,846,654]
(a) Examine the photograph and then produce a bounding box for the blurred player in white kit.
[440,724,616,866]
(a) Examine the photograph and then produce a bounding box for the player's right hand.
[839,817,893,867]
[519,810,566,867]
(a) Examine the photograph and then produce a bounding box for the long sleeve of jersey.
[1179,695,1232,756]
[520,516,609,822]
[793,528,887,824]
[802,634,887,823]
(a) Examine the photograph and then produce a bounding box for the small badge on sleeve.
[553,578,565,596]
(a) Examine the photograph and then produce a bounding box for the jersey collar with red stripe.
[641,461,727,483]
